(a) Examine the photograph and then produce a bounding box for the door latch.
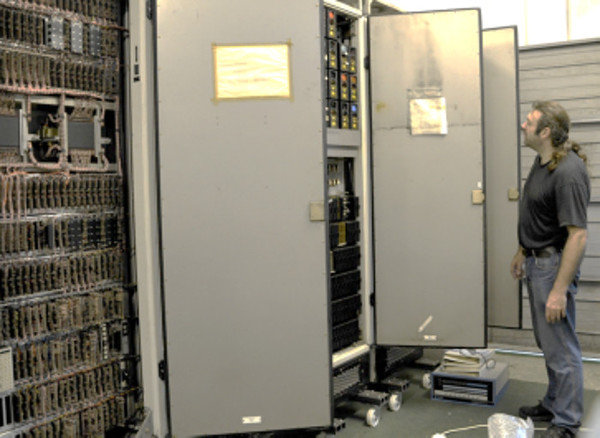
[471,189,485,205]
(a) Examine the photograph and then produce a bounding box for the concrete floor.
[333,345,600,437]
[491,344,600,391]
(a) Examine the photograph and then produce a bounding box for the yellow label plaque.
[409,97,448,135]
[213,43,291,100]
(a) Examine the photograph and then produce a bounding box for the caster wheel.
[422,372,432,390]
[388,393,402,411]
[365,407,380,427]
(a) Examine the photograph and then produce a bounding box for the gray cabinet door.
[156,1,331,436]
[370,10,486,347]
[483,27,521,328]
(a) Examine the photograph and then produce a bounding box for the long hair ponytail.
[548,140,587,172]
[532,101,587,172]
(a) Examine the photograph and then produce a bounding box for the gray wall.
[491,39,600,351]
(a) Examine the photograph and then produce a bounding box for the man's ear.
[539,126,551,140]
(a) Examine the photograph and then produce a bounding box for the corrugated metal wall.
[519,39,600,347]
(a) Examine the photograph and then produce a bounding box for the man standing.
[510,101,590,438]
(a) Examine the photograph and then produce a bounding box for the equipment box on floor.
[431,362,509,406]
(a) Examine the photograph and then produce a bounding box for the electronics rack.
[375,347,424,380]
[324,5,417,426]
[325,4,371,412]
[0,1,141,436]
[328,157,361,354]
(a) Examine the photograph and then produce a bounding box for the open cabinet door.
[482,27,521,328]
[156,1,331,436]
[370,10,486,347]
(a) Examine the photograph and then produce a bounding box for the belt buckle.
[534,247,555,258]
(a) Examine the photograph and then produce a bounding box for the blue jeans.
[525,252,583,432]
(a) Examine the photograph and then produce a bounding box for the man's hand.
[546,289,567,323]
[510,250,525,279]
[545,226,587,324]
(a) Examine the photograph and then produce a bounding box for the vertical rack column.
[323,3,371,408]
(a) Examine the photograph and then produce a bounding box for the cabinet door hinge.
[146,0,153,19]
[158,359,166,381]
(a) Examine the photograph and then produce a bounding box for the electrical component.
[348,47,357,73]
[431,362,510,406]
[331,270,361,300]
[327,158,362,352]
[351,103,359,130]
[327,69,339,99]
[326,99,339,129]
[0,347,13,393]
[327,39,339,69]
[340,72,349,101]
[0,1,139,436]
[323,8,359,131]
[350,75,358,101]
[45,16,65,50]
[341,101,350,129]
[326,9,337,39]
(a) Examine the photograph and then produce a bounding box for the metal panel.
[156,1,331,436]
[0,115,19,147]
[370,10,486,347]
[519,40,600,72]
[482,27,520,328]
[67,120,94,149]
[519,39,600,280]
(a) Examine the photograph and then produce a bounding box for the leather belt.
[522,246,559,258]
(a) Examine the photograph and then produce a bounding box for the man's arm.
[546,225,587,323]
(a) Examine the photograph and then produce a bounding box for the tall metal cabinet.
[155,2,331,436]
[153,1,488,436]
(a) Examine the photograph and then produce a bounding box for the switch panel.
[323,8,359,132]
